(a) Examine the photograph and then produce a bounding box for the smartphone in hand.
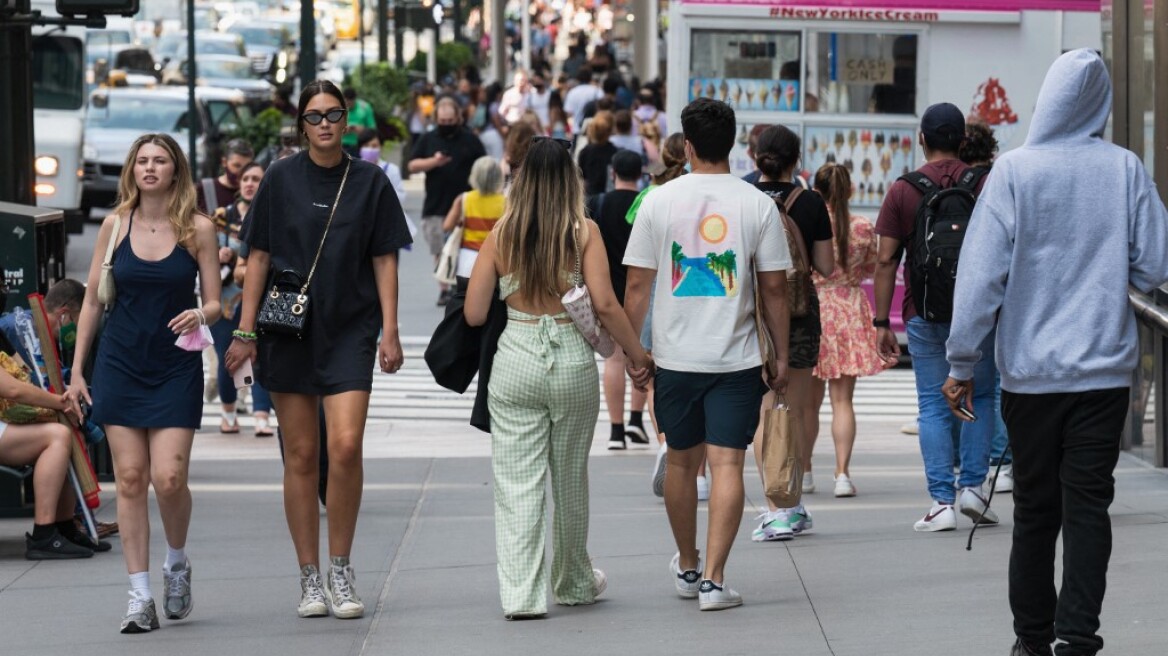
[232,359,254,389]
[956,395,978,421]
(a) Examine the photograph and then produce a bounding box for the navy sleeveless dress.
[91,211,203,429]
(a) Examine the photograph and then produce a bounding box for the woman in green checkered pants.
[465,139,654,619]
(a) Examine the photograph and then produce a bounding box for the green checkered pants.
[487,315,600,615]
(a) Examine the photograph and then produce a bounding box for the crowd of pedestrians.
[3,46,1167,656]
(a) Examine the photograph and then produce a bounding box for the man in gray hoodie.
[944,49,1168,656]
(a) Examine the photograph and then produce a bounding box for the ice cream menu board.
[801,126,918,207]
[688,79,800,112]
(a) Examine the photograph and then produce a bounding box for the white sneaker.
[992,464,1014,493]
[592,568,607,599]
[913,503,957,532]
[900,418,919,435]
[669,552,703,599]
[325,558,365,619]
[959,487,1000,525]
[750,510,794,542]
[651,445,667,498]
[696,475,710,501]
[833,474,856,497]
[802,470,816,494]
[298,565,328,618]
[698,579,743,611]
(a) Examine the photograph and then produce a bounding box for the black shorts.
[653,366,767,451]
[790,290,821,370]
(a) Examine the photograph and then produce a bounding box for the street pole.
[358,0,365,75]
[426,27,435,83]
[300,0,316,93]
[186,0,197,179]
[520,0,530,75]
[377,0,387,62]
[0,14,35,204]
[393,0,403,68]
[490,0,504,83]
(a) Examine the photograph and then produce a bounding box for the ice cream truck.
[665,0,1101,338]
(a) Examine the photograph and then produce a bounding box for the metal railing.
[1128,286,1168,467]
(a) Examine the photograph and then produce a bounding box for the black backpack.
[902,166,989,323]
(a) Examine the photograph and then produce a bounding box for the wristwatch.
[872,318,891,328]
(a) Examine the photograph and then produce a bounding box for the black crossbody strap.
[301,156,352,294]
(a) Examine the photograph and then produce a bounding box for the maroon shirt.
[874,158,987,321]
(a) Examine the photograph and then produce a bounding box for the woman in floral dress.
[809,163,891,497]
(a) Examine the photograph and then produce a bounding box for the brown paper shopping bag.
[760,396,803,509]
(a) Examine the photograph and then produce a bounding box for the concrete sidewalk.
[2,419,1166,655]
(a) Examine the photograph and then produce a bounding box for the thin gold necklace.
[140,217,167,234]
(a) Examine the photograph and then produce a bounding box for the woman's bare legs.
[0,423,72,525]
[320,391,370,558]
[272,393,324,568]
[828,376,858,478]
[106,426,152,573]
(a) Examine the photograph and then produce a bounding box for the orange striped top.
[461,190,505,251]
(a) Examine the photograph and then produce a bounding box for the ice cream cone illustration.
[744,83,755,108]
[706,81,717,98]
[692,79,702,100]
[783,82,796,111]
[733,83,743,107]
[719,79,729,102]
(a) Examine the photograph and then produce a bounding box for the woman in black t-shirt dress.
[226,81,411,620]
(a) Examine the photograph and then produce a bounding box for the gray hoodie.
[947,49,1168,394]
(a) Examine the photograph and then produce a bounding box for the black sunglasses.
[302,108,347,125]
[532,135,573,151]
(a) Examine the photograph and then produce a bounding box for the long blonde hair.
[113,133,198,245]
[495,139,586,299]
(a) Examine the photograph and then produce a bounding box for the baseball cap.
[920,102,965,147]
[612,149,644,181]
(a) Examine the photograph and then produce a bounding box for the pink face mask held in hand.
[175,325,214,352]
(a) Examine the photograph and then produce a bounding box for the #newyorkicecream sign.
[680,0,1101,23]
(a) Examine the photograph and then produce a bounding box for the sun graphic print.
[672,212,740,298]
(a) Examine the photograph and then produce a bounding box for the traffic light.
[55,0,139,17]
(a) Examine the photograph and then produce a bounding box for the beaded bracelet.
[232,330,257,343]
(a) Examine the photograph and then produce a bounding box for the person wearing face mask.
[358,129,407,217]
[408,96,488,306]
[195,139,254,216]
[208,162,270,436]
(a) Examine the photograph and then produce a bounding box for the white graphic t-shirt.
[623,173,791,373]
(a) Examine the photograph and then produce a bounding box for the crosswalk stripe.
[199,341,921,427]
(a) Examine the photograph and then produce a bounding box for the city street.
[18,178,1168,656]
[4,3,1166,652]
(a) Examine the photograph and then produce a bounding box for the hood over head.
[1025,48,1111,147]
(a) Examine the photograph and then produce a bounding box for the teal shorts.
[653,366,767,451]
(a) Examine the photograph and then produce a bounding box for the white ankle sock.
[164,546,186,571]
[129,571,151,600]
[223,410,237,423]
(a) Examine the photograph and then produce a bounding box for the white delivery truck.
[30,0,89,232]
[667,0,1101,192]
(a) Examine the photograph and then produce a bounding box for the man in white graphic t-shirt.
[623,97,792,611]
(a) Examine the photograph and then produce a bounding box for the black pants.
[1001,387,1128,656]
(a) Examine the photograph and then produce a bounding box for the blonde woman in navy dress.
[66,133,222,633]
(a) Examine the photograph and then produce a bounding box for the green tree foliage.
[350,62,411,144]
[408,41,476,80]
[226,107,286,152]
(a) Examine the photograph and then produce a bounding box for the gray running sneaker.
[120,592,160,634]
[326,557,365,619]
[163,559,193,620]
[298,565,329,618]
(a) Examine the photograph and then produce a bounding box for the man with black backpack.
[873,102,999,533]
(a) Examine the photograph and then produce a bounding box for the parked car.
[161,54,275,108]
[262,13,329,63]
[81,86,251,215]
[224,21,297,87]
[154,30,247,67]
